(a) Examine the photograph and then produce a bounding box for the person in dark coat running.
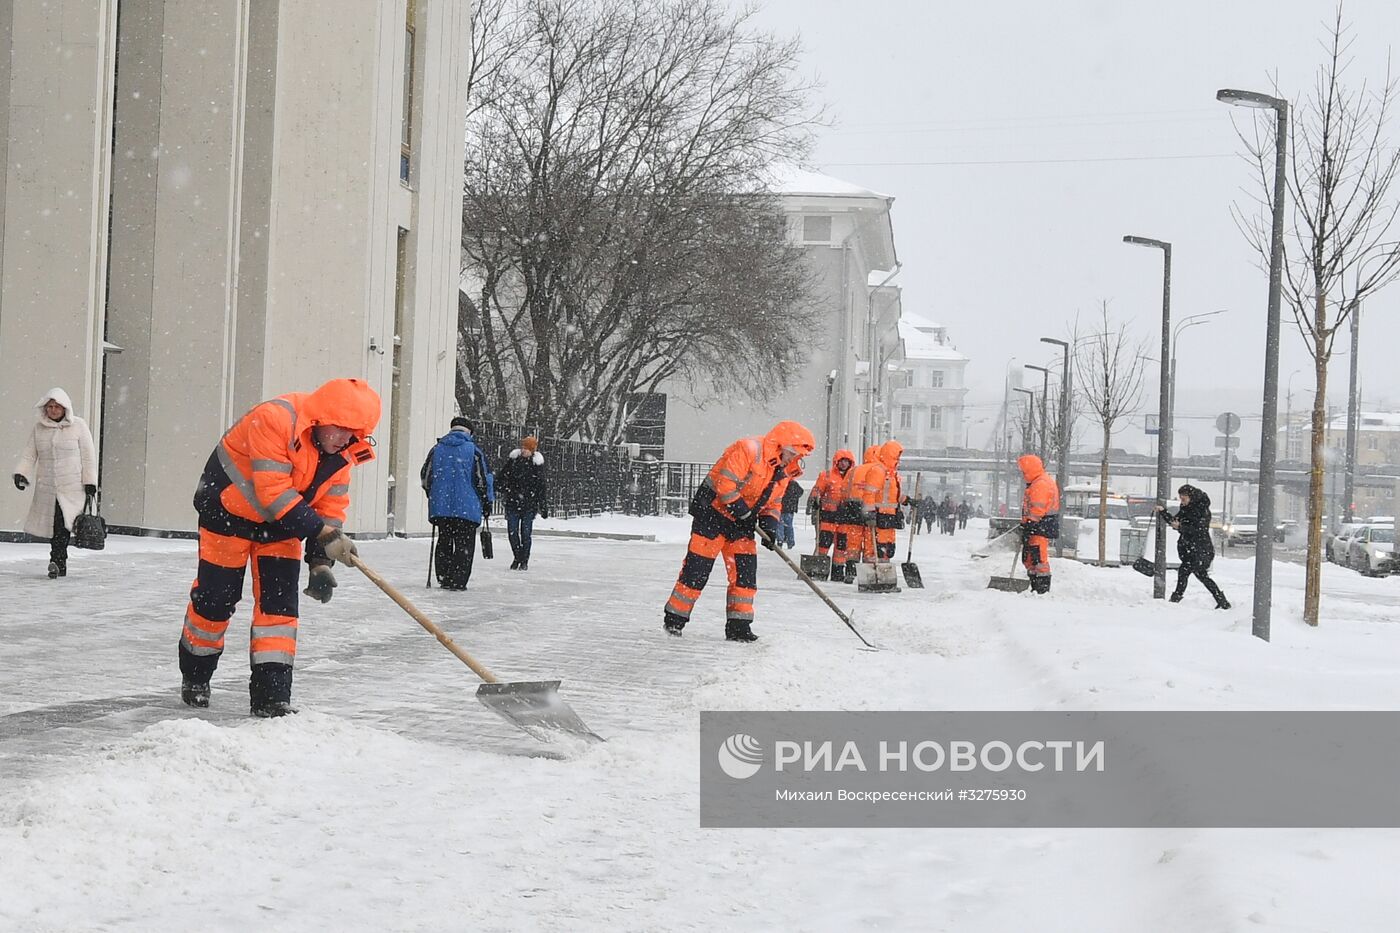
[779,479,802,548]
[496,435,549,570]
[421,418,494,590]
[1154,484,1230,609]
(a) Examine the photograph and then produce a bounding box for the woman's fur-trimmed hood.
[509,449,545,465]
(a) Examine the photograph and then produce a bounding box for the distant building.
[1277,410,1400,521]
[660,167,900,464]
[887,313,969,455]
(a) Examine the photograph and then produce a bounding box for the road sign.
[1216,412,1241,435]
[1144,414,1159,436]
[1215,436,1241,449]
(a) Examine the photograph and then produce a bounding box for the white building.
[888,313,969,454]
[2,0,469,537]
[660,167,900,464]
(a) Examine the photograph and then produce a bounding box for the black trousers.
[1174,565,1227,603]
[434,518,479,588]
[50,502,70,563]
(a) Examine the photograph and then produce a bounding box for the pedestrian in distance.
[178,378,380,718]
[957,499,970,530]
[921,494,938,534]
[663,421,815,642]
[12,388,97,579]
[421,417,494,590]
[496,435,548,570]
[1154,484,1230,609]
[780,478,802,548]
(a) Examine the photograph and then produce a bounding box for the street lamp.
[1169,309,1228,450]
[1025,364,1051,461]
[1285,369,1302,464]
[1124,234,1173,600]
[1040,337,1072,555]
[1013,387,1036,454]
[1218,86,1288,641]
[865,264,902,449]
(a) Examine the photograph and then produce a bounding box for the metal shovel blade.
[987,576,1031,593]
[476,681,604,745]
[800,553,832,581]
[856,561,900,593]
[900,561,924,589]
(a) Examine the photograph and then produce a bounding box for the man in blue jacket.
[420,418,494,590]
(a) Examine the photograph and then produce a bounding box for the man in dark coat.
[496,435,549,570]
[1154,484,1230,609]
[779,479,802,549]
[421,418,494,590]
[957,499,970,529]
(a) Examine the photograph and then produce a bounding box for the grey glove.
[13,474,28,491]
[319,528,358,565]
[303,565,337,604]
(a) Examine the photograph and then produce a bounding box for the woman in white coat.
[13,388,98,578]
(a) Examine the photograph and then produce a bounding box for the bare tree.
[1074,303,1148,564]
[1230,5,1400,624]
[459,0,824,442]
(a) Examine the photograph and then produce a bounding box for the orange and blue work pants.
[665,518,759,629]
[1023,531,1051,578]
[178,525,304,704]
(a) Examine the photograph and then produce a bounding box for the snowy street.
[3,517,1400,932]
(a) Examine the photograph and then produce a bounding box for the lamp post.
[1285,369,1302,465]
[1025,364,1051,461]
[1124,234,1172,600]
[1013,387,1036,454]
[865,264,902,449]
[1040,337,1071,554]
[824,369,838,466]
[1218,86,1288,642]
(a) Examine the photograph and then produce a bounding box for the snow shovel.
[987,542,1031,593]
[971,527,1021,560]
[758,528,878,650]
[856,518,900,593]
[799,545,832,581]
[348,554,603,744]
[900,475,924,589]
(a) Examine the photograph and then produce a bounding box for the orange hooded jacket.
[1019,454,1061,535]
[811,448,856,513]
[700,421,816,523]
[199,378,382,541]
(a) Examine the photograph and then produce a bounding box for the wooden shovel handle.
[348,553,500,684]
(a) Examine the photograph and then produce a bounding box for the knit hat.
[520,435,539,453]
[451,417,475,432]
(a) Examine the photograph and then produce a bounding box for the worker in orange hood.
[180,378,382,717]
[808,448,856,577]
[664,421,815,642]
[839,443,902,581]
[1018,453,1061,594]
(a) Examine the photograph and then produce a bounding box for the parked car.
[1327,523,1365,563]
[1346,525,1396,575]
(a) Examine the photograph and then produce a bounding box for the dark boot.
[510,560,521,570]
[829,563,845,584]
[725,619,759,643]
[1169,590,1184,603]
[57,560,66,577]
[843,562,858,584]
[181,678,210,709]
[47,561,59,579]
[663,612,686,637]
[1215,596,1231,610]
[249,662,295,717]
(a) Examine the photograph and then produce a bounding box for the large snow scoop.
[758,528,878,650]
[349,554,603,744]
[987,541,1031,593]
[900,475,924,589]
[857,517,900,593]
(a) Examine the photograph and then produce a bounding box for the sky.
[736,0,1400,456]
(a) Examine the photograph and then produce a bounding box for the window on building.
[401,0,416,184]
[802,215,832,244]
[1368,436,1379,451]
[889,371,910,390]
[899,405,913,429]
[930,370,945,388]
[929,407,942,430]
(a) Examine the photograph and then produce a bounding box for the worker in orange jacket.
[837,445,883,582]
[664,421,815,642]
[808,448,856,578]
[1018,454,1061,594]
[179,378,382,717]
[851,440,905,560]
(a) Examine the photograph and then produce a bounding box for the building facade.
[2,0,469,537]
[660,168,900,465]
[888,313,968,455]
[1277,410,1400,521]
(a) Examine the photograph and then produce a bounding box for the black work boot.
[1169,590,1185,603]
[181,679,211,709]
[663,612,686,637]
[249,662,295,718]
[1215,596,1231,610]
[842,562,858,584]
[725,619,759,643]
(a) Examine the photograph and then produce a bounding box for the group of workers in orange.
[663,422,1063,640]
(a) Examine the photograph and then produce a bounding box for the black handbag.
[479,515,494,560]
[73,493,107,551]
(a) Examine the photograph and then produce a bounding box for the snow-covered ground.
[3,516,1400,932]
